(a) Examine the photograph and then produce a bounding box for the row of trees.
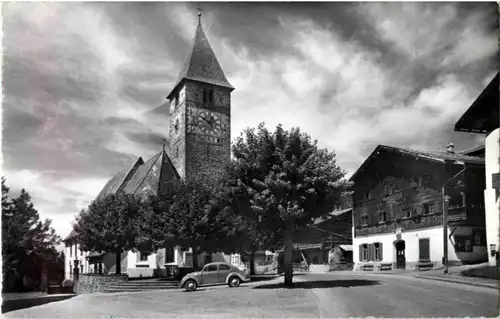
[2,178,64,292]
[74,124,352,286]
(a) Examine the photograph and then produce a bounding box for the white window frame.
[374,243,382,261]
[361,244,369,261]
[361,215,368,226]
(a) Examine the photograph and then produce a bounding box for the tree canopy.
[230,123,351,285]
[2,178,61,292]
[74,193,144,274]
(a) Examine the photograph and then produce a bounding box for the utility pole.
[442,187,449,274]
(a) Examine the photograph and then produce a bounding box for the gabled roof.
[95,157,144,201]
[123,149,181,195]
[350,144,485,182]
[94,148,181,202]
[123,152,163,194]
[459,145,485,157]
[64,229,77,241]
[167,19,233,99]
[454,72,499,134]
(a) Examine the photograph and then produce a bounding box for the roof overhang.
[166,77,235,100]
[454,73,499,134]
[350,145,484,182]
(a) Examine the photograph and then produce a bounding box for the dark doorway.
[395,241,406,269]
[419,238,430,262]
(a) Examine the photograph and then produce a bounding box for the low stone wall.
[353,261,444,272]
[127,268,155,279]
[75,274,128,294]
[329,262,354,271]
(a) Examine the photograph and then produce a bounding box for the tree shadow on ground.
[250,273,306,282]
[2,294,76,314]
[252,279,380,289]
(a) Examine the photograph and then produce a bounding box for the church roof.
[96,157,144,201]
[167,18,233,99]
[94,148,181,203]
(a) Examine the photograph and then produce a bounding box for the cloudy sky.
[2,2,497,239]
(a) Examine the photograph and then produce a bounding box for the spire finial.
[162,138,167,151]
[196,7,203,24]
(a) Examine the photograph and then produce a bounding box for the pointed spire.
[197,7,203,24]
[167,9,233,99]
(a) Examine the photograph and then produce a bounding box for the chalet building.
[351,144,487,272]
[276,208,353,272]
[454,72,499,266]
[64,14,243,279]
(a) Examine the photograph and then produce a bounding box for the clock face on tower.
[198,111,221,136]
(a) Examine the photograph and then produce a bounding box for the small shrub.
[61,279,74,287]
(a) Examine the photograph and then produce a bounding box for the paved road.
[294,272,499,318]
[5,272,499,318]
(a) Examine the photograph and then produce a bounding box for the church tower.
[166,12,233,183]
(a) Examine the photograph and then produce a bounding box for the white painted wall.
[64,240,89,279]
[126,251,156,269]
[353,225,487,266]
[485,128,500,265]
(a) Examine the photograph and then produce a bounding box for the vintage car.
[180,262,251,291]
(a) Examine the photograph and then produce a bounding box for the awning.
[339,245,353,252]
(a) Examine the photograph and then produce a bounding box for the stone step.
[103,286,180,293]
[117,281,179,287]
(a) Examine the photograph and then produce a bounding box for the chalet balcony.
[355,213,443,237]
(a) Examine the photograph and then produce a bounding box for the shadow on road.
[252,279,380,289]
[2,294,76,314]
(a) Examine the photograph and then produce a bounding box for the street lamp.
[442,161,467,275]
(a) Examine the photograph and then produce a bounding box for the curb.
[415,275,499,289]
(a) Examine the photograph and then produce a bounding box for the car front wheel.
[184,279,197,292]
[228,276,241,288]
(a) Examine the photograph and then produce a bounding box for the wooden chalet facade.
[454,72,499,266]
[351,145,487,272]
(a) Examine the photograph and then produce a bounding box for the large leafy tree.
[2,178,61,292]
[133,192,178,256]
[231,123,351,286]
[157,180,237,270]
[74,193,143,275]
[217,170,282,274]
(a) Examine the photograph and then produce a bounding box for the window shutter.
[379,243,383,261]
[359,245,363,262]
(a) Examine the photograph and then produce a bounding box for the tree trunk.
[192,247,199,270]
[115,251,121,275]
[283,229,293,287]
[39,262,48,292]
[249,249,256,275]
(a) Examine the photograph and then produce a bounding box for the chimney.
[446,142,455,154]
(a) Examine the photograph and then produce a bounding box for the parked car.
[180,262,250,292]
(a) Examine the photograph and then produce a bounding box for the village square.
[2,2,499,318]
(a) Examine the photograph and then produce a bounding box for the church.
[64,13,245,278]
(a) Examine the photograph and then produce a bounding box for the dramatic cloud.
[2,2,496,239]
